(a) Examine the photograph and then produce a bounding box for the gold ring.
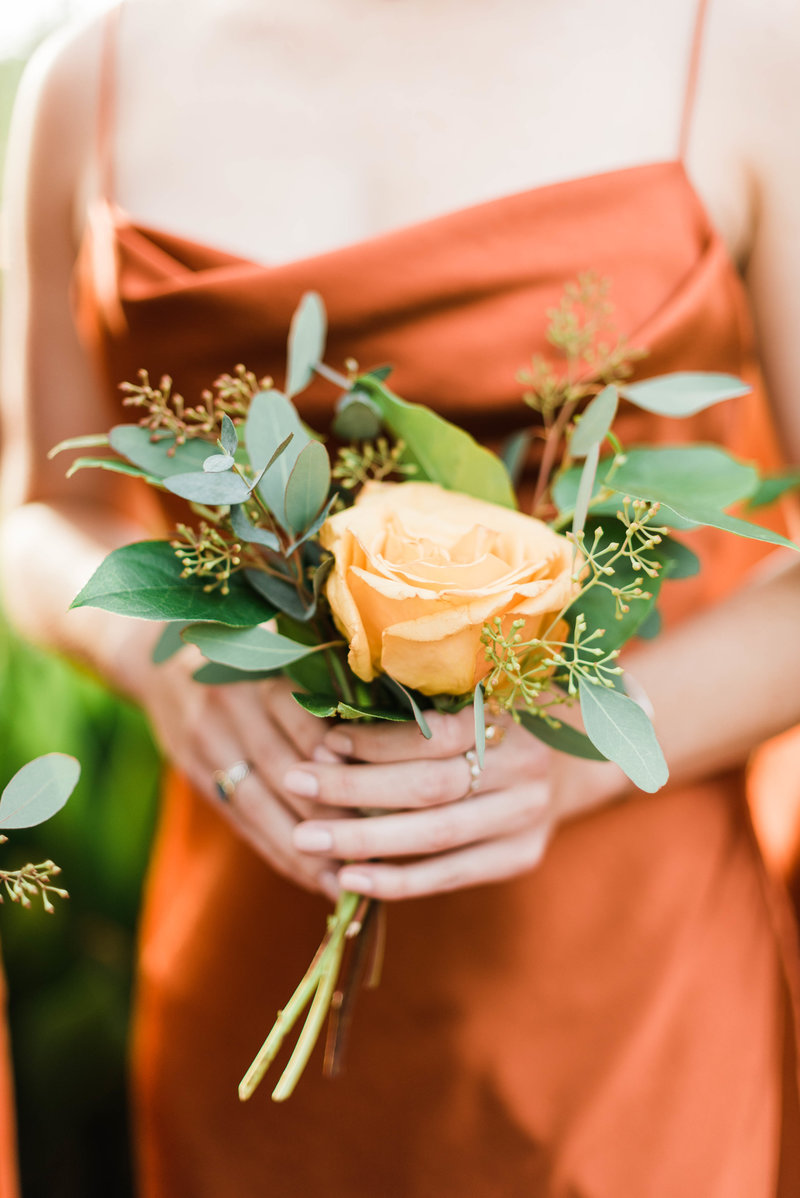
[213,760,251,803]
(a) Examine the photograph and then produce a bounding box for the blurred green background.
[0,47,160,1197]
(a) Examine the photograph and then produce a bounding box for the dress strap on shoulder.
[95,2,123,202]
[678,0,711,159]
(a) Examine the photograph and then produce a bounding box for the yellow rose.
[319,481,577,696]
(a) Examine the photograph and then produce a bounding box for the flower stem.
[238,889,361,1102]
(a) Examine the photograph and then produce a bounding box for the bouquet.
[52,279,798,1101]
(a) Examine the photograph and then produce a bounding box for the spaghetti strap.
[678,0,711,159]
[95,2,123,202]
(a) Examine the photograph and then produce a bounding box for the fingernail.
[325,731,353,756]
[294,825,333,852]
[339,870,373,893]
[313,746,341,764]
[284,769,319,797]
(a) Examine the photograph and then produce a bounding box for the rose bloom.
[319,481,577,696]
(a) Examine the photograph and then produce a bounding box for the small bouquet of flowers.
[52,280,797,1101]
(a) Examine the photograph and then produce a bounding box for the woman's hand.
[284,707,627,900]
[124,639,344,900]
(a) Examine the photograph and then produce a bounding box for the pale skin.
[3,0,800,902]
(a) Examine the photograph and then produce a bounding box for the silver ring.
[464,748,482,796]
[212,759,251,803]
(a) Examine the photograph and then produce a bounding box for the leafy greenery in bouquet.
[0,754,80,912]
[52,279,797,1101]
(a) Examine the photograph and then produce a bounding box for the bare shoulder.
[5,14,108,238]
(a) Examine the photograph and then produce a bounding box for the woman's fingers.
[335,822,553,901]
[293,782,549,861]
[322,705,478,763]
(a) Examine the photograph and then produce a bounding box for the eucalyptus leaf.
[517,710,607,761]
[245,569,310,621]
[285,494,338,553]
[578,678,668,793]
[245,390,311,526]
[286,292,327,399]
[0,754,81,830]
[183,623,323,671]
[620,372,750,417]
[164,469,251,504]
[193,663,280,684]
[72,541,275,624]
[203,453,236,473]
[659,538,700,579]
[332,392,383,440]
[49,432,110,458]
[151,621,190,663]
[336,702,411,722]
[572,442,600,539]
[501,429,534,489]
[473,683,486,768]
[229,504,281,551]
[570,385,619,458]
[384,677,432,739]
[284,439,331,533]
[65,457,161,485]
[292,693,339,719]
[220,413,238,456]
[108,425,210,477]
[747,468,800,510]
[356,376,516,509]
[635,608,663,640]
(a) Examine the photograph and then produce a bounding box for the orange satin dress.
[72,11,800,1197]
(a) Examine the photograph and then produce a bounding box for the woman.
[2,0,800,1193]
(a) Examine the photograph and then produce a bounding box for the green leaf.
[659,537,700,579]
[193,663,280,684]
[220,414,238,456]
[72,541,276,624]
[164,470,251,504]
[518,710,607,761]
[182,623,322,671]
[244,569,309,621]
[332,391,383,440]
[151,621,190,663]
[610,446,758,512]
[578,678,668,792]
[0,753,81,829]
[229,504,281,551]
[572,442,600,539]
[65,456,161,485]
[473,683,486,768]
[500,429,534,489]
[384,677,432,739]
[570,385,618,458]
[747,468,800,510]
[620,372,750,417]
[356,376,517,509]
[635,608,662,640]
[203,453,235,473]
[336,702,411,722]
[285,494,338,553]
[108,425,210,477]
[245,390,311,527]
[292,693,339,718]
[678,507,799,550]
[283,439,331,533]
[49,432,110,458]
[286,292,327,399]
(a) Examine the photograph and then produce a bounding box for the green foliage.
[570,384,619,457]
[578,678,668,792]
[108,425,209,476]
[620,372,750,416]
[285,292,327,398]
[331,391,383,440]
[284,440,331,533]
[747,467,800,509]
[0,754,80,830]
[517,709,606,760]
[72,541,275,624]
[182,623,324,671]
[164,468,251,504]
[356,375,517,509]
[245,390,312,528]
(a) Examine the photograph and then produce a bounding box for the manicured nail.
[325,731,353,756]
[284,769,319,797]
[313,746,341,764]
[294,825,333,852]
[338,870,373,893]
